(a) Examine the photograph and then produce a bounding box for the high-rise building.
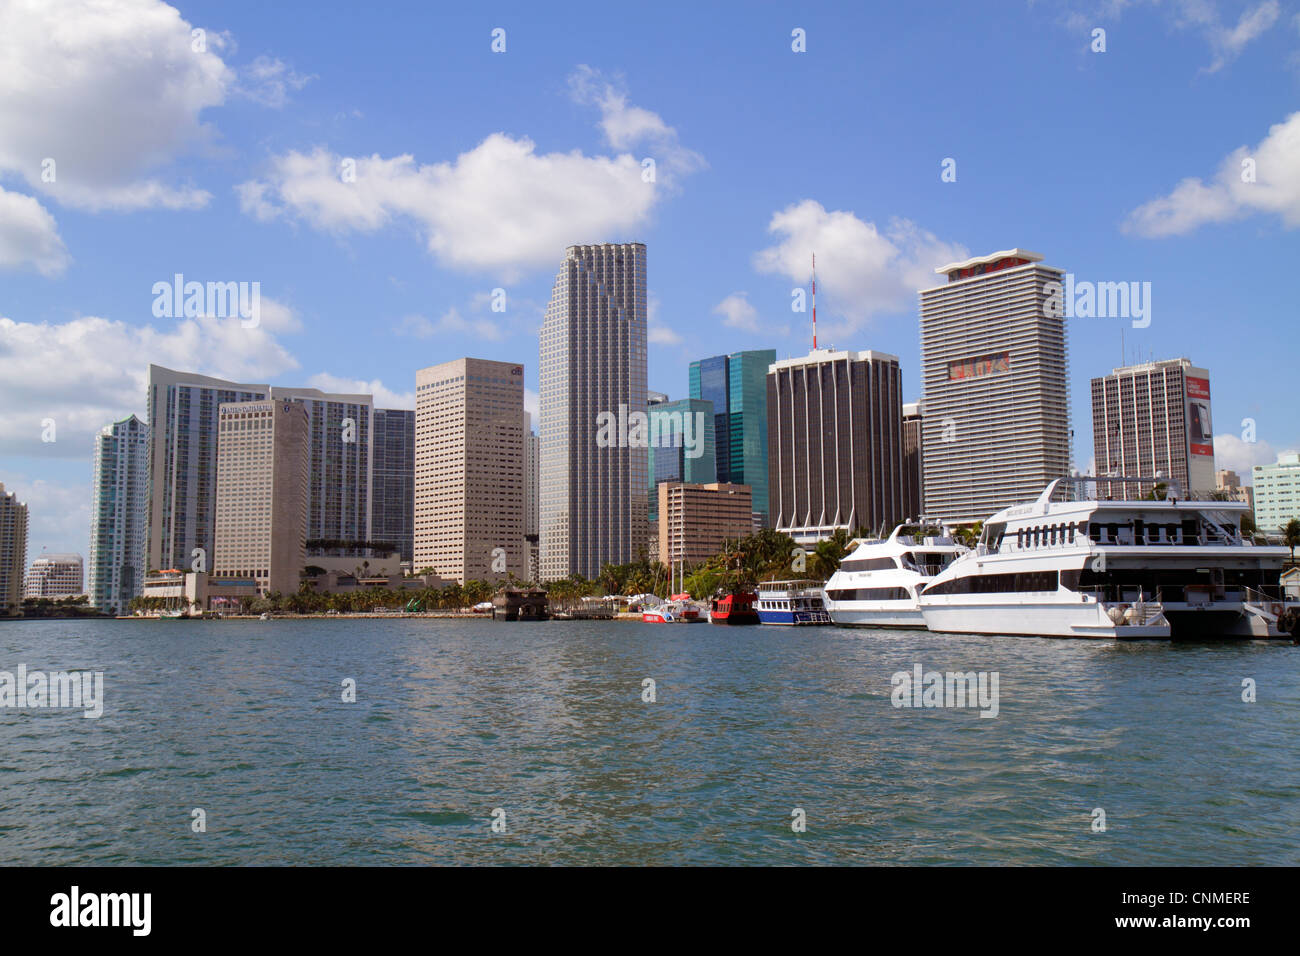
[646,397,716,521]
[0,484,30,614]
[268,386,373,547]
[213,399,311,596]
[539,242,648,581]
[89,413,150,614]
[1090,358,1215,498]
[524,411,540,582]
[689,349,776,526]
[372,408,415,563]
[146,365,269,574]
[414,357,526,584]
[766,348,905,543]
[1253,453,1300,533]
[902,400,924,521]
[24,554,83,598]
[658,482,753,569]
[1216,469,1254,510]
[919,249,1070,522]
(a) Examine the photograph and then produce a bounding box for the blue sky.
[2,0,1298,558]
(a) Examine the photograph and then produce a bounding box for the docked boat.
[756,580,830,625]
[491,587,549,621]
[709,588,760,625]
[643,596,706,623]
[917,477,1297,640]
[822,525,968,628]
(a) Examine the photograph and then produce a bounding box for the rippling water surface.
[1,618,1297,865]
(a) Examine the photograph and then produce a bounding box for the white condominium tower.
[0,483,29,614]
[539,242,648,581]
[414,357,526,584]
[213,399,311,596]
[89,413,149,613]
[1090,358,1215,498]
[919,249,1070,523]
[146,365,269,573]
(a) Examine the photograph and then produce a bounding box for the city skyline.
[5,1,1300,559]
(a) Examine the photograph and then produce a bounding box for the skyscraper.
[146,365,269,574]
[372,408,415,563]
[766,348,905,542]
[539,242,648,581]
[414,357,526,583]
[1253,453,1300,533]
[902,400,924,521]
[0,483,29,614]
[89,413,149,613]
[213,399,310,596]
[646,397,716,522]
[524,411,540,582]
[1090,358,1216,498]
[689,348,776,526]
[268,386,373,547]
[919,249,1070,522]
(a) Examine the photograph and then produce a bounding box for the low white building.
[24,553,83,599]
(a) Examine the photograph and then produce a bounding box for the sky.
[2,0,1299,560]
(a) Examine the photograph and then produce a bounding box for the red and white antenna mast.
[811,252,818,350]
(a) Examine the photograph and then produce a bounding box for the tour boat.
[708,588,760,625]
[821,525,968,628]
[917,477,1297,640]
[756,580,830,625]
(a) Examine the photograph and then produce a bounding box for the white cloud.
[1124,111,1300,236]
[305,373,412,410]
[396,308,505,342]
[237,55,315,109]
[0,186,69,276]
[0,308,300,457]
[753,200,967,329]
[1213,433,1282,480]
[712,293,760,332]
[648,324,683,345]
[1,475,91,560]
[0,0,233,211]
[238,70,701,278]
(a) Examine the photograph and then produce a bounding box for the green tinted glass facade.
[689,349,774,526]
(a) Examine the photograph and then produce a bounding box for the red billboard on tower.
[1186,376,1213,457]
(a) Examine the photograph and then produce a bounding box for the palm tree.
[1283,518,1300,565]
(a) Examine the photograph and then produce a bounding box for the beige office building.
[414,357,526,584]
[213,399,310,595]
[0,483,28,614]
[658,482,753,569]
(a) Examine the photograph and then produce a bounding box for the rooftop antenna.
[811,252,818,351]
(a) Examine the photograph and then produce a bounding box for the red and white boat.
[709,588,760,625]
[643,596,706,623]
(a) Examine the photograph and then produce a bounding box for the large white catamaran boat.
[918,477,1297,640]
[822,525,969,628]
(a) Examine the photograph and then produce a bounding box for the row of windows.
[825,587,910,601]
[839,557,897,572]
[924,571,1059,595]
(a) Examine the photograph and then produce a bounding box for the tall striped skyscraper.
[89,413,149,613]
[539,242,648,581]
[919,250,1070,523]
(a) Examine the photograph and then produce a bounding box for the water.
[1,618,1297,865]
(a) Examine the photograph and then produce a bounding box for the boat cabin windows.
[924,570,1059,595]
[839,556,897,573]
[825,587,910,602]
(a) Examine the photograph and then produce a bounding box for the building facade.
[372,408,415,563]
[268,386,373,548]
[88,413,150,613]
[919,249,1070,523]
[146,365,269,574]
[524,411,540,582]
[0,484,29,613]
[658,482,753,569]
[539,242,648,581]
[1253,453,1300,533]
[24,554,84,598]
[414,357,526,584]
[647,397,716,521]
[213,399,311,596]
[1090,358,1215,498]
[902,400,924,522]
[689,349,775,526]
[1216,469,1254,510]
[766,348,905,543]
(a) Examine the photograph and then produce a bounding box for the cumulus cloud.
[237,55,315,109]
[0,0,233,211]
[0,306,300,457]
[1125,111,1300,236]
[712,293,760,332]
[396,308,505,342]
[238,69,700,278]
[305,373,412,410]
[0,186,69,276]
[1213,433,1282,479]
[1,475,92,559]
[753,200,967,329]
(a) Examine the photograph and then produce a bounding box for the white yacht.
[918,477,1297,640]
[822,525,969,628]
